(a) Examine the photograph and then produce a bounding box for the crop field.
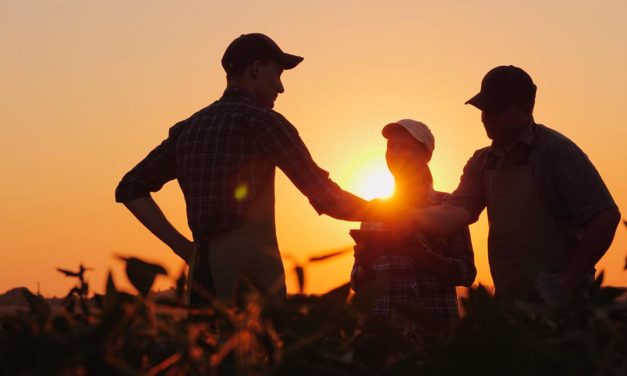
[1,222,625,375]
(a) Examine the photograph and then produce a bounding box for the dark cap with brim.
[465,92,509,113]
[465,65,537,112]
[222,33,303,74]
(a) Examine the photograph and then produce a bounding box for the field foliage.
[1,223,626,375]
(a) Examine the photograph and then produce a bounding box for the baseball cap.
[382,119,435,158]
[465,65,537,112]
[221,33,304,74]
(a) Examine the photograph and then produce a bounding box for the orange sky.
[1,1,626,297]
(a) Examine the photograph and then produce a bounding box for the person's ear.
[249,60,261,79]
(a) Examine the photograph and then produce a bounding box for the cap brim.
[382,123,403,138]
[465,92,488,110]
[465,92,506,112]
[277,53,304,69]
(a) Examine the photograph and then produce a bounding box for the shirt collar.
[222,86,258,102]
[518,122,535,146]
[490,122,535,158]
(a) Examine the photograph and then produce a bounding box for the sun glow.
[341,155,395,200]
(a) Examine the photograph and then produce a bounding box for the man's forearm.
[121,196,193,262]
[411,205,472,236]
[323,191,371,221]
[564,207,621,285]
[325,195,474,235]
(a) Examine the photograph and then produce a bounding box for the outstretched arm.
[255,113,373,221]
[320,190,371,221]
[372,203,473,236]
[410,204,474,236]
[121,196,194,263]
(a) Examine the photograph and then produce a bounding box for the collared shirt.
[448,123,617,232]
[115,87,343,240]
[489,122,535,168]
[351,190,476,322]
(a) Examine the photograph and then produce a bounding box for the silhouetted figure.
[115,33,370,304]
[399,66,620,302]
[350,119,475,324]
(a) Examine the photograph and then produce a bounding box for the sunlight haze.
[1,0,625,297]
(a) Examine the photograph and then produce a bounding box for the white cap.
[382,119,435,155]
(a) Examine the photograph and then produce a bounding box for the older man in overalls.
[402,66,620,302]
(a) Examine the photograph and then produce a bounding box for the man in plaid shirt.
[115,34,370,302]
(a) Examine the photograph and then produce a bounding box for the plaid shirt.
[116,87,344,240]
[351,190,476,322]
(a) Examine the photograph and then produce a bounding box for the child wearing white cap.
[350,119,476,325]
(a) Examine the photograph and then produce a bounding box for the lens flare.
[234,184,248,200]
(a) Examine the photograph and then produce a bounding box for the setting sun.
[341,155,395,200]
[0,0,624,301]
[356,164,395,200]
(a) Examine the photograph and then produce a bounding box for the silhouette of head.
[466,65,536,113]
[466,66,536,143]
[222,33,303,109]
[382,119,434,184]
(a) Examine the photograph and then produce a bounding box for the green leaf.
[80,298,91,316]
[350,278,385,314]
[56,267,80,277]
[307,247,351,263]
[593,285,626,303]
[318,282,350,312]
[255,330,280,365]
[234,276,261,308]
[22,288,51,325]
[65,297,76,314]
[118,256,168,296]
[51,316,71,334]
[105,271,118,297]
[295,265,305,294]
[461,284,503,321]
[175,266,187,302]
[102,271,119,312]
[593,270,605,288]
[56,264,92,280]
